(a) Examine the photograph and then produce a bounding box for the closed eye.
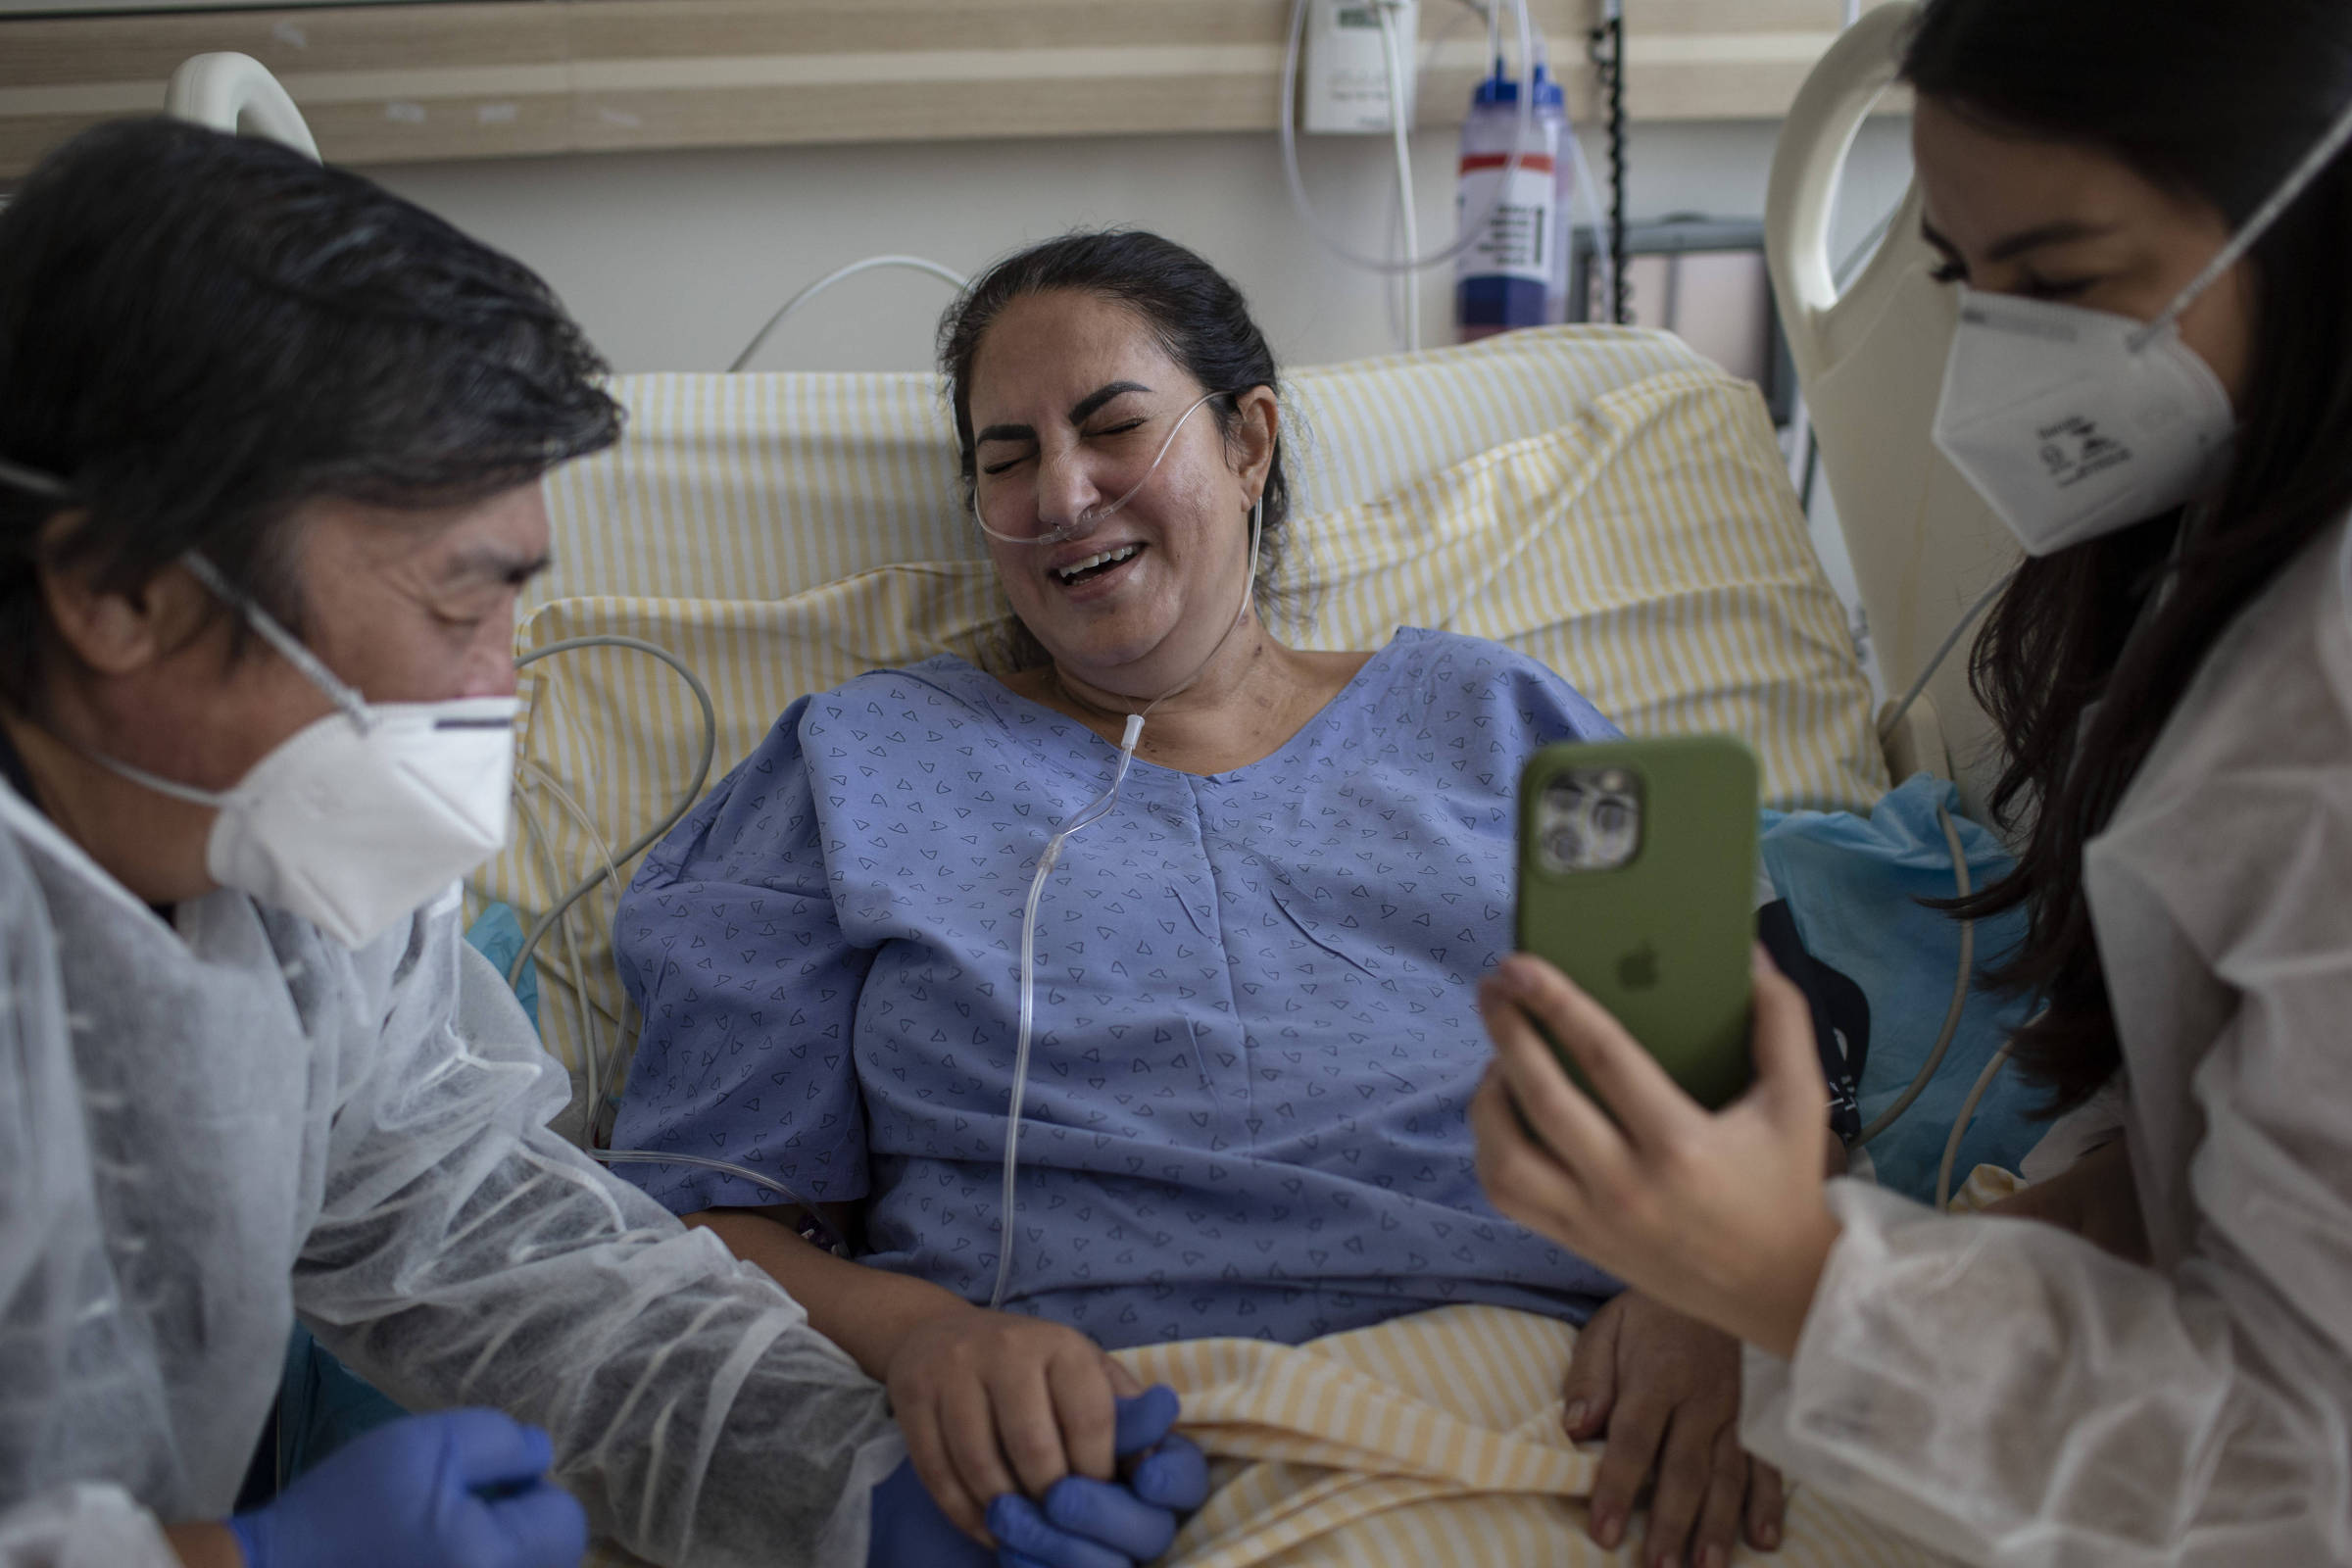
[2020,274,2098,302]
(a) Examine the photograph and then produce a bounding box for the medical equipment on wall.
[1281,0,1615,354]
[730,254,969,372]
[1298,0,1423,133]
[1279,0,1627,350]
[1454,62,1574,339]
[1587,0,1628,324]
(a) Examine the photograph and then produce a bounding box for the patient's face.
[967,289,1260,698]
[1913,94,2254,409]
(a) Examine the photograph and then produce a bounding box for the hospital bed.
[159,25,1998,1564]
[1767,2,2020,821]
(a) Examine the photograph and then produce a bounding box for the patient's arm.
[688,1205,1140,1544]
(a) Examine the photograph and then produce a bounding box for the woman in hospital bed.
[610,231,1806,1565]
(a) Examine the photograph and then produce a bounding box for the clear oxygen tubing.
[1862,494,2225,1156]
[1278,0,1536,273]
[972,387,1233,548]
[504,633,827,1213]
[1936,1040,2014,1211]
[1374,0,1422,351]
[729,254,969,372]
[987,496,1268,1312]
[511,773,616,1123]
[1876,565,2022,746]
[506,635,718,997]
[1848,557,2015,1151]
[1853,797,1974,1148]
[516,759,629,1128]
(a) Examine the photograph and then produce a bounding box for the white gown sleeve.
[291,907,903,1568]
[0,1486,178,1568]
[1742,1173,2352,1565]
[1740,591,2352,1562]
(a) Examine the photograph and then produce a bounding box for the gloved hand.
[866,1453,996,1567]
[226,1407,587,1568]
[986,1386,1212,1568]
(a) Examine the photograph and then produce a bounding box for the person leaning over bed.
[609,228,1850,1568]
[1472,1,2352,1563]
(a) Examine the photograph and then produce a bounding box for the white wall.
[374,116,1914,376]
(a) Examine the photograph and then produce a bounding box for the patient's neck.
[1010,624,1372,776]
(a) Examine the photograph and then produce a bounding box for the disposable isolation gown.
[0,780,902,1567]
[1743,511,2352,1564]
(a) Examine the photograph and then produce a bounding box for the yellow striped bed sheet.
[1113,1302,1952,1568]
[579,1302,1951,1568]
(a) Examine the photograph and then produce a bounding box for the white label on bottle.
[1455,153,1557,283]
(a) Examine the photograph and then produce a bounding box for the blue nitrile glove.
[866,1454,996,1567]
[226,1408,586,1568]
[988,1387,1211,1568]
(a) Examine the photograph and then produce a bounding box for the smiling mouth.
[1054,543,1143,586]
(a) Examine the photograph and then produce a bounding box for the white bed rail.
[1766,3,2017,823]
[165,53,321,162]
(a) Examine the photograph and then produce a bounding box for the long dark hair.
[1905,0,2352,1111]
[0,119,619,707]
[937,229,1295,669]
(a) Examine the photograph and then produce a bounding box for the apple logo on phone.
[1617,942,1660,991]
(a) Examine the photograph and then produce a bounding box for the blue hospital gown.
[612,628,1625,1348]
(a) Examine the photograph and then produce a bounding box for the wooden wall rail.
[0,0,1903,177]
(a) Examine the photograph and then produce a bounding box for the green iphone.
[1514,735,1760,1111]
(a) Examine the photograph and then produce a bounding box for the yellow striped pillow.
[529,327,1751,612]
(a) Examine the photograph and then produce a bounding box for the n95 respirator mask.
[1931,288,2236,557]
[1931,93,2352,557]
[96,555,517,950]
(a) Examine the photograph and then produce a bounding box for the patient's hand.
[1562,1291,1784,1567]
[883,1303,1144,1544]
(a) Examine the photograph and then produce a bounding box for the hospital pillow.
[527,325,1836,610]
[481,341,1883,1102]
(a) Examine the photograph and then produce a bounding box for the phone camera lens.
[1547,827,1584,865]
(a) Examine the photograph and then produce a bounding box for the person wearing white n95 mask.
[73,550,520,952]
[0,120,900,1568]
[1465,1,2352,1563]
[1931,81,2352,558]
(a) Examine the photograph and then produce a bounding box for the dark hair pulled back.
[937,229,1294,667]
[0,118,621,707]
[1904,0,2352,1111]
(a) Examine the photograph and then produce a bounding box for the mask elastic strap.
[0,456,73,502]
[179,554,374,731]
[2132,95,2352,351]
[88,751,233,809]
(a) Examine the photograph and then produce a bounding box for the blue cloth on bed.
[610,628,1624,1348]
[1761,775,2045,1203]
